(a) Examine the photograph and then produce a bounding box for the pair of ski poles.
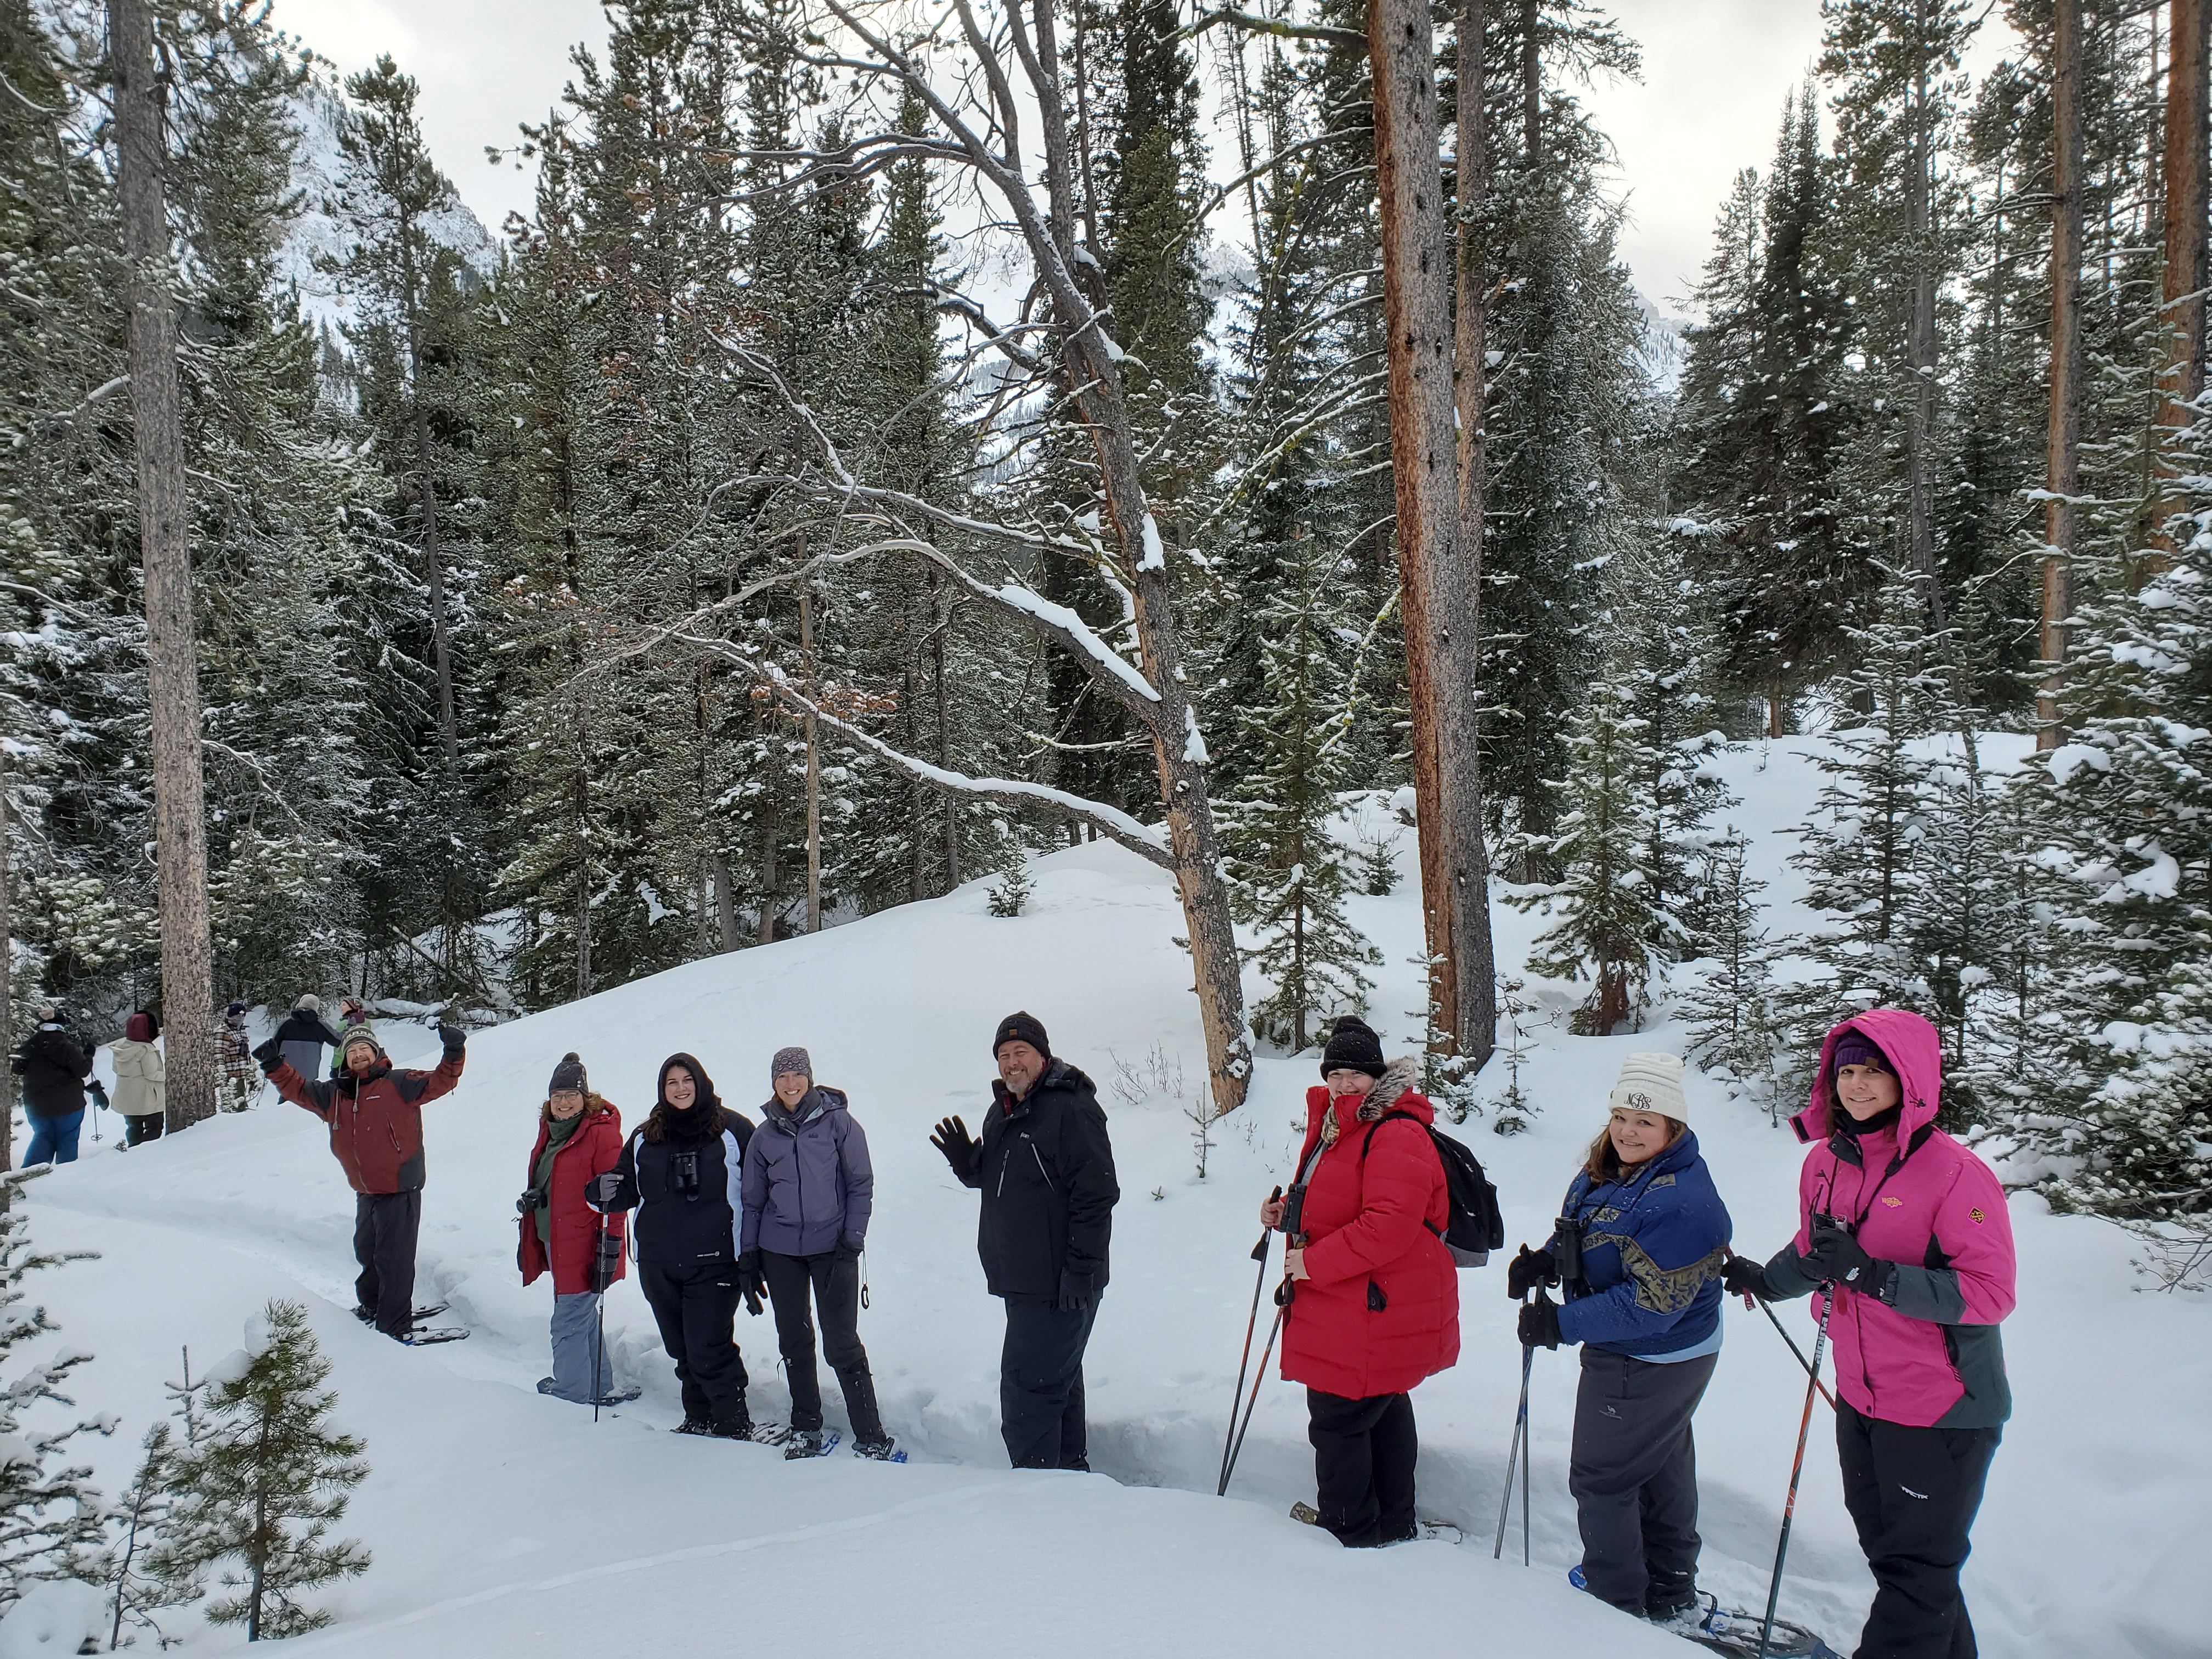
[1217,1187,1283,1497]
[1752,1284,1835,1659]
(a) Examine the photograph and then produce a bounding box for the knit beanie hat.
[296,994,321,1014]
[1319,1015,1388,1080]
[1607,1052,1688,1123]
[770,1046,812,1083]
[126,1011,155,1043]
[338,1023,381,1062]
[549,1052,587,1096]
[32,1004,57,1025]
[993,1011,1051,1059]
[1830,1030,1892,1081]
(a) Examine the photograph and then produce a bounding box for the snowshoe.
[674,1417,715,1436]
[399,1327,469,1346]
[1660,1599,1842,1659]
[745,1421,796,1448]
[592,1385,642,1406]
[1390,1519,1464,1546]
[784,1429,842,1460]
[1289,1501,1322,1526]
[852,1437,905,1463]
[356,1301,448,1328]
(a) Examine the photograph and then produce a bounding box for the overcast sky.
[267,0,2019,312]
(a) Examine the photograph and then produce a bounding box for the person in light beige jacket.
[110,1010,165,1146]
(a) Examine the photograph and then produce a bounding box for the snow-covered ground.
[16,740,2208,1656]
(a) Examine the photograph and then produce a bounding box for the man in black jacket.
[931,1012,1120,1471]
[13,1005,97,1165]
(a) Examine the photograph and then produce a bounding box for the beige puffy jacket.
[109,1037,165,1119]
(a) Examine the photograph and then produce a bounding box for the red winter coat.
[269,1046,464,1194]
[1279,1062,1460,1399]
[518,1097,628,1297]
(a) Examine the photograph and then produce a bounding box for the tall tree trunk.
[2155,0,2210,562]
[110,0,216,1133]
[714,853,741,950]
[1372,0,1494,1065]
[572,766,592,1000]
[1520,0,1539,164]
[398,232,459,764]
[2041,0,2085,749]
[1452,0,1499,1065]
[932,572,960,888]
[0,748,12,1203]
[1906,0,1948,633]
[801,585,822,933]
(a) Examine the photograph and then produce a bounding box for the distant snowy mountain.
[1635,290,1690,396]
[279,71,500,346]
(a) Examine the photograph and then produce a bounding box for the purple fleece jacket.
[740,1086,874,1256]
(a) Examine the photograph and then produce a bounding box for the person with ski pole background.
[586,1054,761,1440]
[1508,1052,1732,1628]
[108,1009,165,1147]
[1257,1015,1459,1548]
[254,1017,468,1341]
[738,1045,895,1462]
[518,1052,633,1407]
[929,1011,1119,1472]
[14,1003,95,1165]
[1722,1010,2014,1659]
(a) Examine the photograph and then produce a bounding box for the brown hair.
[1582,1113,1689,1182]
[642,1053,723,1143]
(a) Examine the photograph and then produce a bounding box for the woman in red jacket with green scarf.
[518,1052,633,1406]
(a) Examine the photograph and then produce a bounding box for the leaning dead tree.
[657,0,1257,1111]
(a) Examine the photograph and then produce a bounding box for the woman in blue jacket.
[1510,1053,1731,1628]
[737,1046,893,1461]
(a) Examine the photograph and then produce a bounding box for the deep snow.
[13,740,2208,1657]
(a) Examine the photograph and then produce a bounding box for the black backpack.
[1362,1110,1505,1267]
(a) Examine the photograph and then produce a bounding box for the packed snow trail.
[21,748,2212,1657]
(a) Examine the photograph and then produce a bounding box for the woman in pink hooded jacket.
[1723,1008,2013,1659]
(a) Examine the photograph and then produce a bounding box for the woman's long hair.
[1582,1115,1688,1182]
[642,1052,722,1143]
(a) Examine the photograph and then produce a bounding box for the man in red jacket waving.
[257,1018,466,1341]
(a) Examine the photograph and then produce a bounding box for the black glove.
[1506,1244,1559,1301]
[1804,1216,1894,1298]
[1721,1252,1769,1300]
[1057,1271,1096,1313]
[590,1228,622,1293]
[586,1170,623,1208]
[835,1234,864,1263]
[437,1023,466,1053]
[1517,1293,1562,1350]
[516,1188,544,1218]
[252,1036,284,1075]
[930,1115,978,1180]
[735,1250,766,1316]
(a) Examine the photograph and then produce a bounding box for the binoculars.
[672,1150,702,1199]
[516,1187,546,1217]
[1554,1213,1587,1288]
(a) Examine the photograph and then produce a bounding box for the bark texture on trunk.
[1373,0,1493,1063]
[2040,0,2085,749]
[111,0,216,1132]
[1905,1,1948,633]
[2155,0,2210,563]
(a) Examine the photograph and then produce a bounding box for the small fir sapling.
[162,1301,368,1641]
[986,854,1032,918]
[0,1210,109,1614]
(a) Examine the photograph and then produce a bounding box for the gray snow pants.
[1568,1346,1718,1615]
[549,1290,606,1403]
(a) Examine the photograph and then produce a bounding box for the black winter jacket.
[591,1107,756,1268]
[960,1060,1119,1301]
[13,1025,92,1117]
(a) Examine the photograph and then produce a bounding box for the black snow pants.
[1568,1346,1718,1616]
[124,1114,163,1147]
[353,1190,423,1339]
[1837,1400,2001,1659]
[761,1249,884,1443]
[638,1261,751,1432]
[999,1295,1098,1471]
[1306,1387,1419,1548]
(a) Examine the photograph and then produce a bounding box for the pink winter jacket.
[1759,1008,2016,1429]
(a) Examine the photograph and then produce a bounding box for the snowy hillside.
[18,741,2209,1657]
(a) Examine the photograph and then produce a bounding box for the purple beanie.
[1830,1030,1892,1081]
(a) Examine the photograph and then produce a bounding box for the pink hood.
[1791,1007,1944,1148]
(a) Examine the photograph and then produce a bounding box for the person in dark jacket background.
[738,1045,891,1459]
[1513,1052,1731,1627]
[273,995,344,1082]
[15,1005,97,1166]
[589,1054,759,1439]
[519,1052,632,1406]
[929,1011,1119,1471]
[256,1019,467,1340]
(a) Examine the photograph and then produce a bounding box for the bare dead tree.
[109,0,216,1131]
[2040,0,2083,749]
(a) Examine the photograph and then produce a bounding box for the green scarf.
[534,1109,585,1246]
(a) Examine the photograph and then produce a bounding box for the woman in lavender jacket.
[738,1046,894,1460]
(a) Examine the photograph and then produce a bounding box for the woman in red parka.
[519,1052,634,1406]
[1260,1017,1459,1547]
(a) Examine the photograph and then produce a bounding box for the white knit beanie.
[1607,1052,1688,1124]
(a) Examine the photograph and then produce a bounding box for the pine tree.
[166,1300,369,1641]
[106,1420,200,1648]
[1680,832,1788,1118]
[0,1211,106,1608]
[1224,529,1380,1052]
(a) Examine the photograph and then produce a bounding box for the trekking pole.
[1753,1295,1837,1410]
[1218,1304,1284,1497]
[592,1215,611,1425]
[1755,1285,1835,1659]
[1217,1186,1282,1496]
[1493,1335,1534,1560]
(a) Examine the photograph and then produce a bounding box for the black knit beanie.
[549,1052,587,1096]
[1320,1016,1387,1080]
[993,1011,1051,1059]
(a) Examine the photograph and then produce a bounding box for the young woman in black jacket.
[588,1053,758,1437]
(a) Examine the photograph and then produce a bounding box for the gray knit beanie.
[770,1046,812,1084]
